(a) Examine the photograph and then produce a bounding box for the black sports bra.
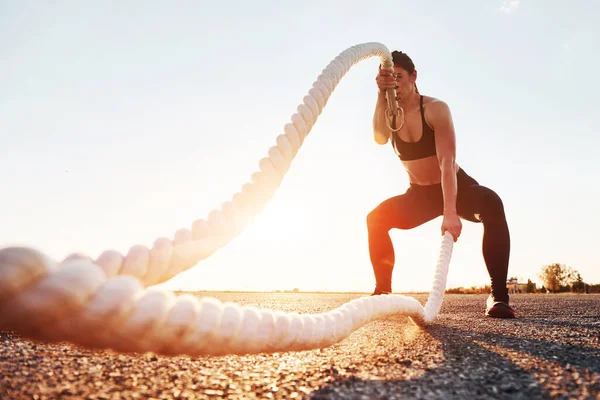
[391,95,437,161]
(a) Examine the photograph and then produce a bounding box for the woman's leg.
[367,186,443,294]
[457,177,511,304]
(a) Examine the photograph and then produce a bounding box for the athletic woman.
[368,51,515,318]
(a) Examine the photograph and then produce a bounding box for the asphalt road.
[1,293,599,399]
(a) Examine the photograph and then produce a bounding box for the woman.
[368,50,515,318]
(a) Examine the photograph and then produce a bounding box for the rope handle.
[379,61,404,133]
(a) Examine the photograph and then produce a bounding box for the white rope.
[0,42,454,356]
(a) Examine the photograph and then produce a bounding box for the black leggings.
[366,168,511,303]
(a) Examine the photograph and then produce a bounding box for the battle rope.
[0,42,453,356]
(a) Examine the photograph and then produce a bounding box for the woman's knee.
[367,207,390,232]
[481,188,506,220]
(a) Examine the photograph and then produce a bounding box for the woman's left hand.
[441,213,462,242]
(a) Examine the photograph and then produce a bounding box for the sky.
[1,0,598,293]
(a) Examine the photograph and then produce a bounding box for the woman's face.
[393,66,416,99]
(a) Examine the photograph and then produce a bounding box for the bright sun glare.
[244,202,309,244]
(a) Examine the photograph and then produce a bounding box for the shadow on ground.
[308,322,600,399]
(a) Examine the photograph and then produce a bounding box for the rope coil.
[0,42,453,356]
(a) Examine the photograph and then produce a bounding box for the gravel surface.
[1,293,599,399]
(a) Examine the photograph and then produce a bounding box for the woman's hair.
[391,50,419,93]
[392,50,416,73]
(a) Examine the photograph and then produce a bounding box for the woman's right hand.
[376,66,397,93]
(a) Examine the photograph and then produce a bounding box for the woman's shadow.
[307,316,600,399]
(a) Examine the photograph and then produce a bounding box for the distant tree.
[445,287,463,294]
[293,288,299,293]
[526,279,536,293]
[539,263,577,293]
[539,286,547,294]
[571,273,586,293]
[589,284,600,293]
[559,284,571,293]
[445,285,490,294]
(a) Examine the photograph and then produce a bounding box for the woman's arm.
[373,91,391,144]
[428,99,462,240]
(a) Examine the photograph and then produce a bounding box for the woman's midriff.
[402,155,462,186]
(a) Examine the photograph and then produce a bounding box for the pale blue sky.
[1,0,598,292]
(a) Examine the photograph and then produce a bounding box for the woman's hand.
[376,66,397,92]
[441,213,462,242]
